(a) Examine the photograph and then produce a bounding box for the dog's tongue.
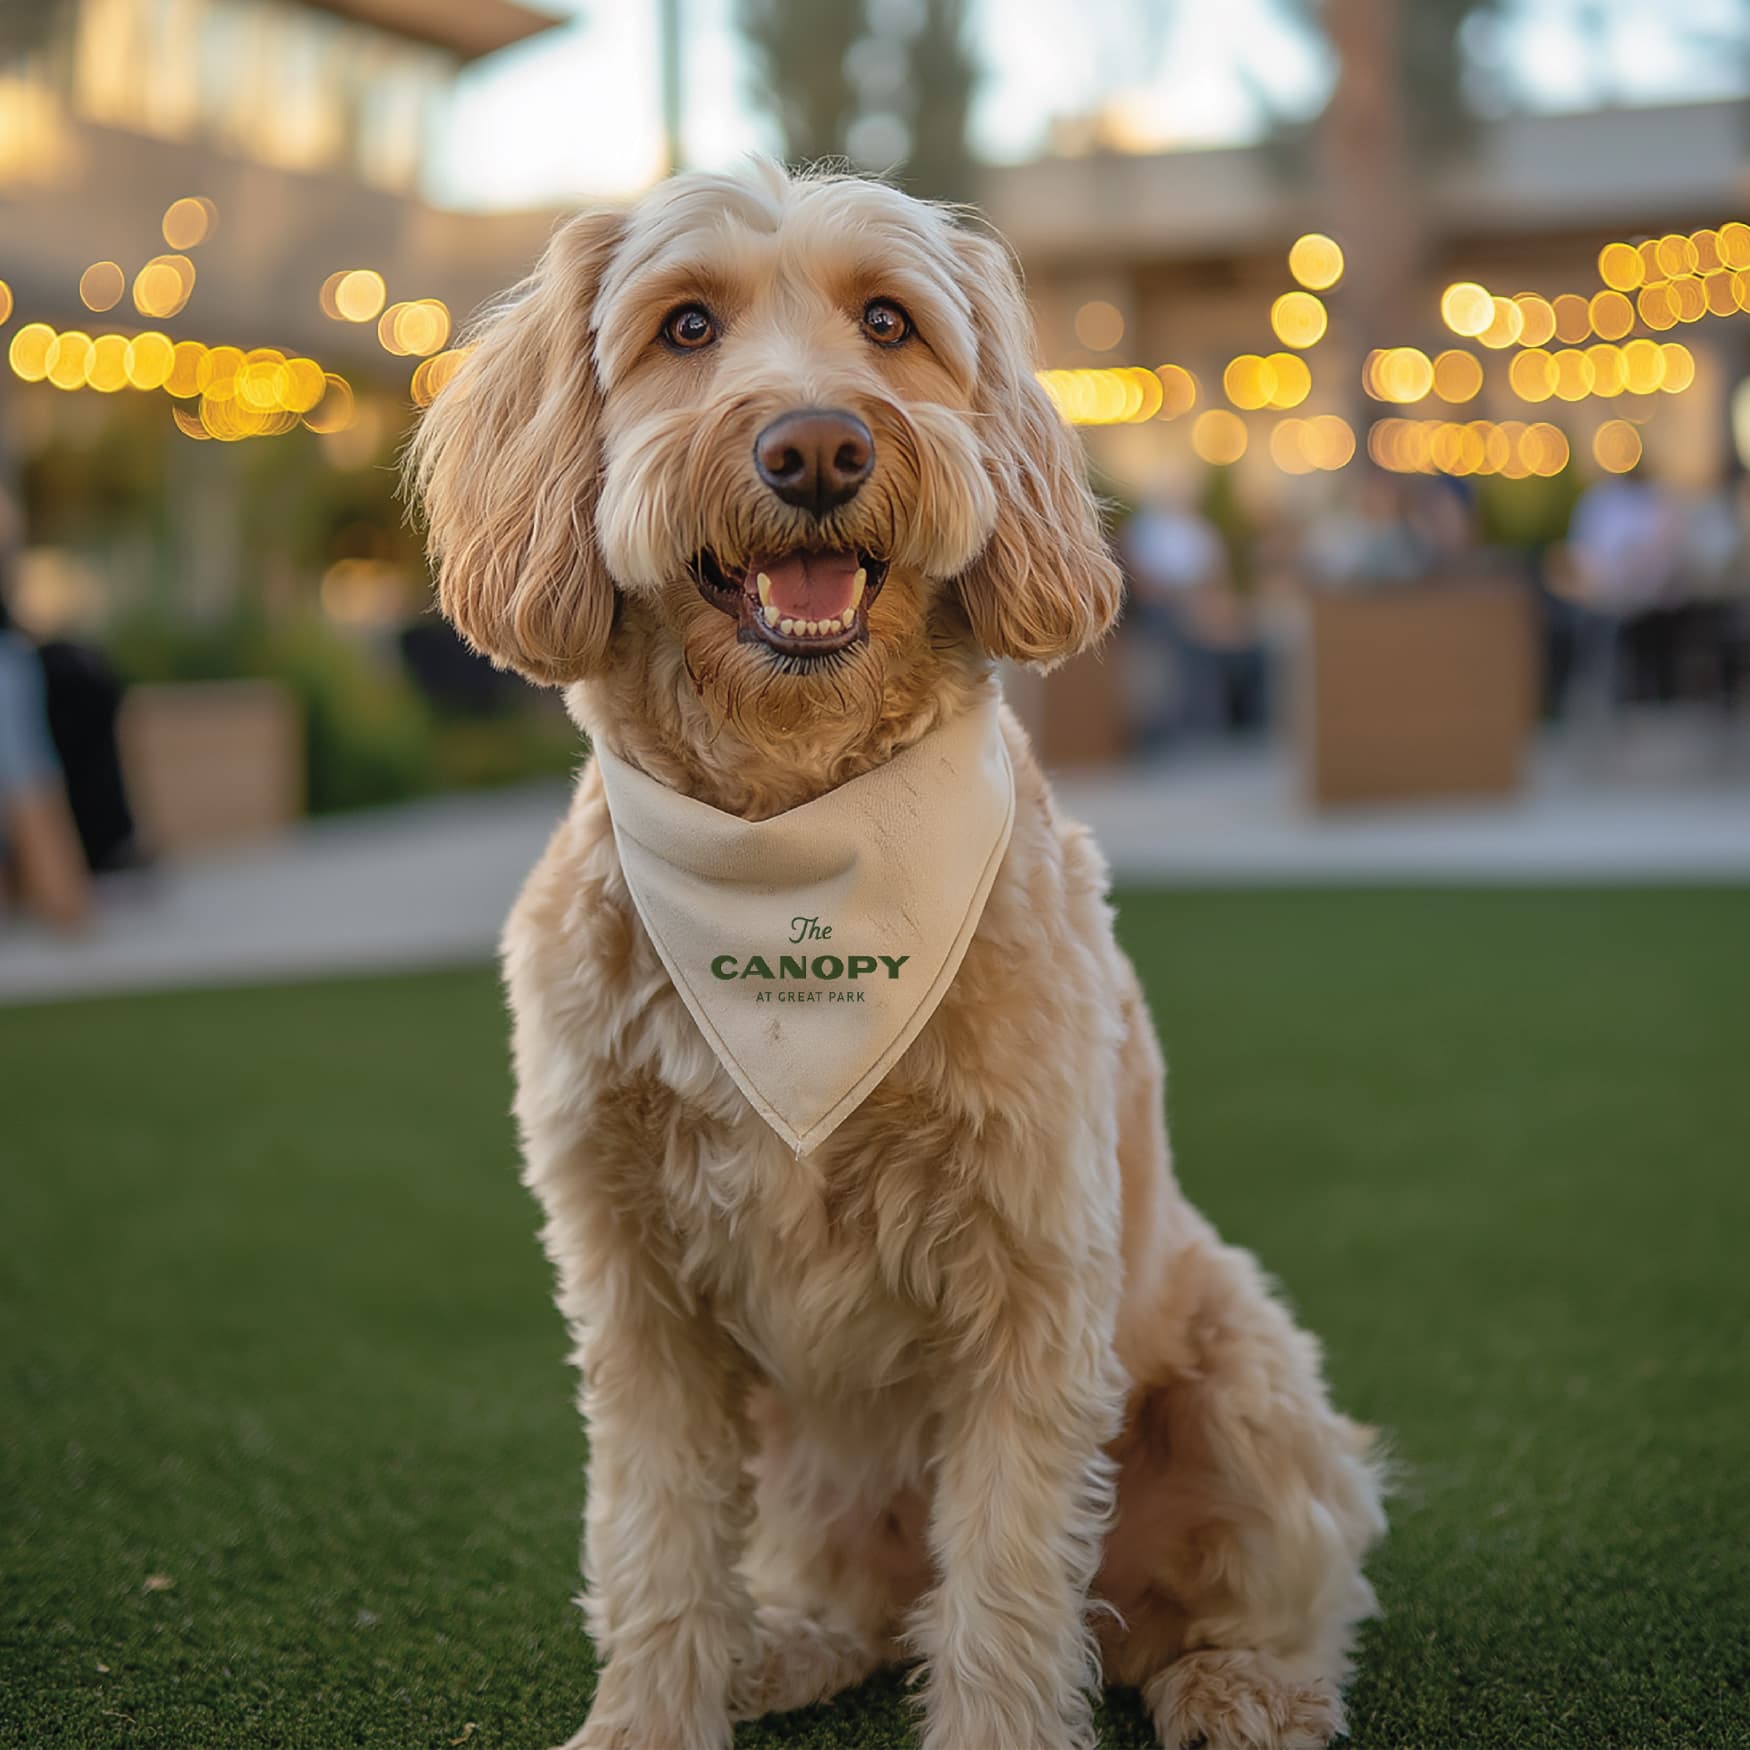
[750,550,861,621]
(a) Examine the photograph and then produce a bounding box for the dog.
[409,161,1385,1750]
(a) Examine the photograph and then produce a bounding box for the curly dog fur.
[409,161,1385,1750]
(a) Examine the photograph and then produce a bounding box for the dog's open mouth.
[692,549,889,660]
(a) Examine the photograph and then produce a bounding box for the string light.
[1287,233,1344,292]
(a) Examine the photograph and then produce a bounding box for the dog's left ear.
[406,207,626,685]
[950,230,1123,670]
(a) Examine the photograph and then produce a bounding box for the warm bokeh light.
[1597,242,1644,293]
[281,358,328,413]
[1621,338,1664,396]
[0,280,12,325]
[1703,272,1737,318]
[1593,418,1642,474]
[1587,290,1634,341]
[1264,350,1311,410]
[1223,353,1276,411]
[1155,363,1197,419]
[196,344,244,401]
[1720,222,1750,269]
[1587,344,1625,398]
[1551,294,1591,346]
[379,299,452,358]
[1370,416,1568,478]
[333,270,387,323]
[1661,342,1696,393]
[171,404,211,441]
[45,330,93,391]
[85,332,129,392]
[1432,349,1483,403]
[1655,233,1698,278]
[9,322,55,381]
[124,331,175,391]
[302,374,357,433]
[1440,281,1493,337]
[1288,232,1344,291]
[1552,348,1595,402]
[1191,408,1247,465]
[1038,366,1168,424]
[1512,293,1556,347]
[1074,299,1125,352]
[1638,283,1676,331]
[162,195,217,250]
[79,261,124,312]
[133,254,195,319]
[1269,291,1326,349]
[1509,349,1557,403]
[1477,296,1524,350]
[1368,347,1434,404]
[164,340,206,398]
[411,347,473,408]
[1671,278,1706,323]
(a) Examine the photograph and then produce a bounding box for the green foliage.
[736,0,976,201]
[1475,465,1583,550]
[3,891,1747,1746]
[108,612,436,815]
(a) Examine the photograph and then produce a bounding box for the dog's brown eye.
[663,305,717,350]
[862,300,910,346]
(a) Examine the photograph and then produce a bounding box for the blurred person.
[1123,488,1269,744]
[1567,460,1682,614]
[0,485,143,881]
[1565,461,1686,710]
[1303,470,1426,589]
[1675,464,1750,713]
[37,638,146,876]
[0,584,91,931]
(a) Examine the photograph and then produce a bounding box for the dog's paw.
[728,1605,881,1719]
[1144,1649,1344,1750]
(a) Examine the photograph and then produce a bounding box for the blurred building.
[982,98,1750,495]
[0,0,564,363]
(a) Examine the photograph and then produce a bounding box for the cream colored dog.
[410,162,1384,1750]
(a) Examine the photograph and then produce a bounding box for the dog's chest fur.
[507,753,1125,1411]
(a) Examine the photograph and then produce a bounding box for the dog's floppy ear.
[950,230,1122,670]
[408,208,625,685]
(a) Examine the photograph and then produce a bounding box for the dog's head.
[409,163,1118,782]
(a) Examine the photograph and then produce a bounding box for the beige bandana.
[595,692,1016,1155]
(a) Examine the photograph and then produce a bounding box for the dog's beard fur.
[406,160,1121,817]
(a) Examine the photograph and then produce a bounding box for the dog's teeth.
[757,572,773,607]
[841,609,856,630]
[850,568,866,610]
[808,619,822,635]
[780,618,796,635]
[763,604,780,627]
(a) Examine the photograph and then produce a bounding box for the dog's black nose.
[753,409,874,517]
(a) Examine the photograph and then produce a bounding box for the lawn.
[3,889,1747,1749]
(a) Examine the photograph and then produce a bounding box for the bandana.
[594,691,1016,1155]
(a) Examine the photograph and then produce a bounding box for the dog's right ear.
[407,208,625,685]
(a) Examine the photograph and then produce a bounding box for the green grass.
[3,890,1747,1749]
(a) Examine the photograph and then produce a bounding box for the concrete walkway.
[3,726,1747,1006]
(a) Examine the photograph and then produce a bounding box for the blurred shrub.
[109,613,433,815]
[109,612,581,814]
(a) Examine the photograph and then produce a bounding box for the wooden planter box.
[1298,580,1537,809]
[1004,647,1130,769]
[120,680,303,854]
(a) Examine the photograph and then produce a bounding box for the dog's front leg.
[913,1203,1126,1750]
[548,1174,752,1750]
